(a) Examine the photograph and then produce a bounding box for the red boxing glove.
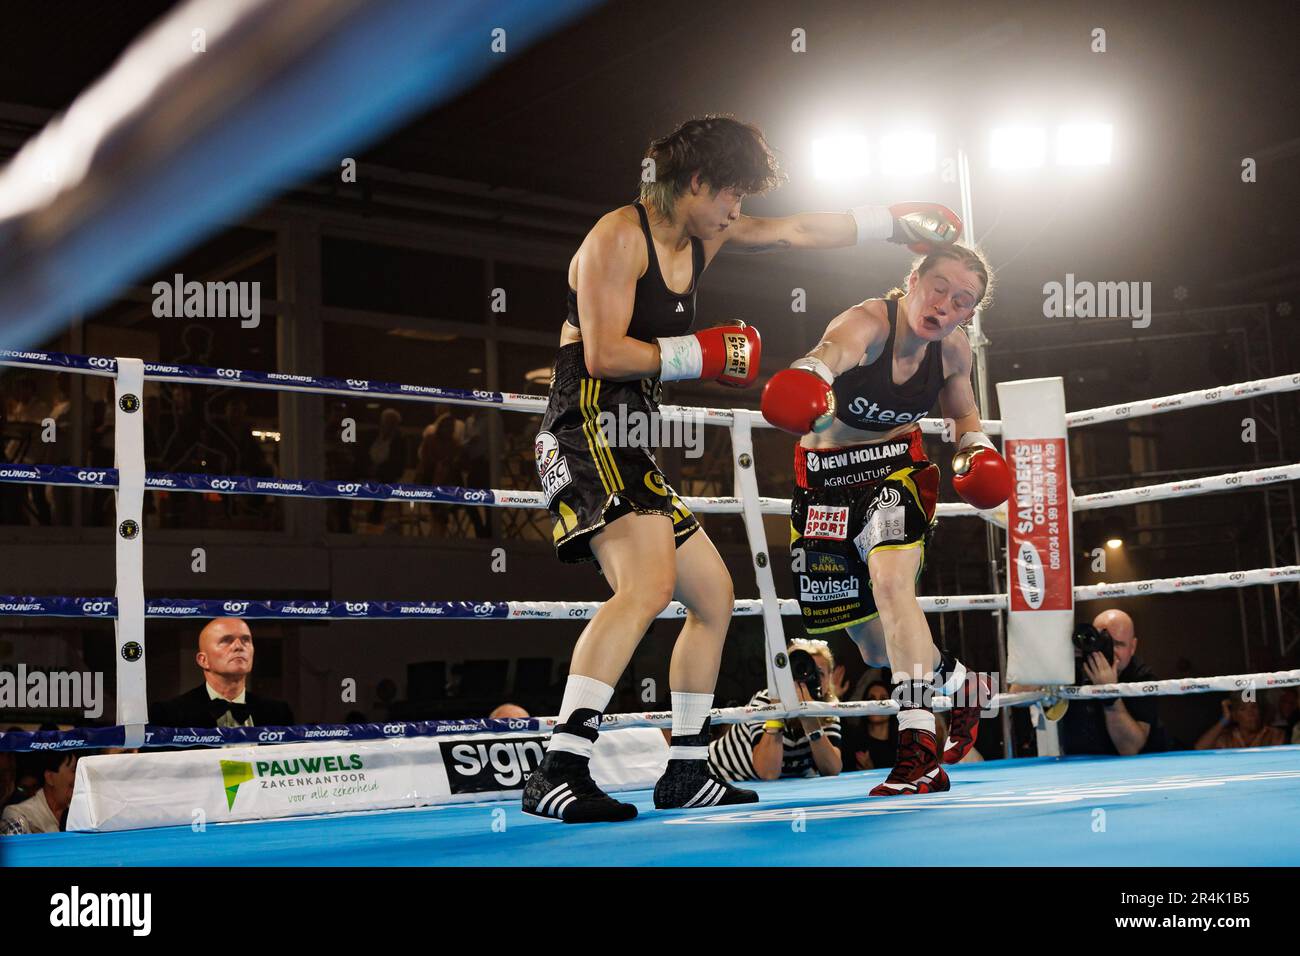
[658,322,761,388]
[952,438,1011,510]
[889,202,963,254]
[761,359,837,435]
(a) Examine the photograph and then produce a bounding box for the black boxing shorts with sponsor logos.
[535,342,700,564]
[789,428,939,634]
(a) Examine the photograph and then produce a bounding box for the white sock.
[898,708,937,734]
[671,691,713,738]
[557,674,614,724]
[547,675,615,758]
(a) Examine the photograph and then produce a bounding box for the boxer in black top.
[523,115,962,822]
[763,244,1011,796]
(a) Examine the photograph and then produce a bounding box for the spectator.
[840,680,896,772]
[460,410,490,537]
[1194,694,1286,750]
[0,752,77,835]
[3,376,54,524]
[490,703,530,719]
[324,400,355,532]
[709,639,842,781]
[415,411,463,536]
[150,618,294,728]
[1055,609,1165,756]
[366,408,408,525]
[1271,688,1297,740]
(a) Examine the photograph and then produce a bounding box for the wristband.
[763,719,785,732]
[958,430,994,451]
[656,335,702,382]
[807,729,825,743]
[791,356,835,386]
[848,204,892,244]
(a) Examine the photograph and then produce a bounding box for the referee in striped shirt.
[709,639,842,781]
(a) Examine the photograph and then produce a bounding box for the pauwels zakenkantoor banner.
[997,378,1074,684]
[66,727,667,832]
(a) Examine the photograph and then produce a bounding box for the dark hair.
[887,243,993,312]
[864,679,892,698]
[38,751,76,782]
[640,115,784,221]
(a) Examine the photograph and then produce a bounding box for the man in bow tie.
[150,618,294,730]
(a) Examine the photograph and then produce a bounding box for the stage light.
[1056,123,1113,166]
[1106,536,1124,550]
[812,133,869,180]
[989,126,1047,169]
[879,130,937,176]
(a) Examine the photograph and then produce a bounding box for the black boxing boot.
[521,708,637,823]
[653,717,758,809]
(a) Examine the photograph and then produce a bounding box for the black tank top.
[832,298,947,430]
[565,202,703,342]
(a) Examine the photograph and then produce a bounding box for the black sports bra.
[565,202,702,342]
[832,298,946,430]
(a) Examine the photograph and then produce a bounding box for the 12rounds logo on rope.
[121,642,143,663]
[534,431,571,504]
[118,393,141,413]
[441,737,546,792]
[118,519,140,540]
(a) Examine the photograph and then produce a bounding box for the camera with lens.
[1072,622,1115,682]
[789,648,824,701]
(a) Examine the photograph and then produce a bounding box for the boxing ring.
[1,347,1298,865]
[0,0,1298,869]
[4,749,1299,867]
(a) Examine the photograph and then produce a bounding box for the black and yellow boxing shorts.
[536,343,699,564]
[789,429,938,634]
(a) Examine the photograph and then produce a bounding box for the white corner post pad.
[113,358,147,747]
[657,334,702,382]
[848,204,893,244]
[996,376,1075,688]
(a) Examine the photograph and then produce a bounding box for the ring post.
[730,411,799,708]
[113,358,147,748]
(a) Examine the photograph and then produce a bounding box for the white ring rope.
[543,668,1300,728]
[1066,373,1300,427]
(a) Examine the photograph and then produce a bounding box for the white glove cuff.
[657,334,702,382]
[958,430,994,451]
[849,204,893,244]
[791,356,835,385]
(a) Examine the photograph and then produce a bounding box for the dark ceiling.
[2,0,1299,324]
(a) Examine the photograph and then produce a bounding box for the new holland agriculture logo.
[219,754,367,810]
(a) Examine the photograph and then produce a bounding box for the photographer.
[1059,609,1165,756]
[709,640,842,781]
